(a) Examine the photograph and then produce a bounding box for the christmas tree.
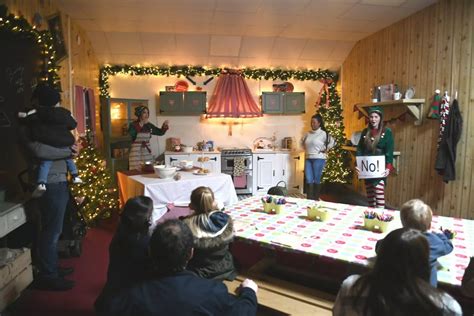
[315,79,352,183]
[71,132,118,226]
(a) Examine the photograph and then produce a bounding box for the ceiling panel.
[58,0,437,71]
[210,36,242,57]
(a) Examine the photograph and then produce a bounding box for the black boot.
[313,184,321,201]
[306,184,314,200]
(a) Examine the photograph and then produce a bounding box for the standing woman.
[356,106,394,208]
[128,106,169,170]
[301,114,335,200]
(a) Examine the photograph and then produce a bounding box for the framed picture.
[47,13,67,62]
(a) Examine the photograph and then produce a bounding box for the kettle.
[282,137,293,150]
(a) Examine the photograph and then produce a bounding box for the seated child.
[461,257,474,298]
[399,199,454,287]
[19,84,82,197]
[182,186,237,281]
[95,196,153,313]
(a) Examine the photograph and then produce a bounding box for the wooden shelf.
[354,98,425,125]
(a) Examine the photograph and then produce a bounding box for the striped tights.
[366,181,385,208]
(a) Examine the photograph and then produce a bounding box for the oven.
[220,148,253,195]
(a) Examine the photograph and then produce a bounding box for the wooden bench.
[224,259,335,315]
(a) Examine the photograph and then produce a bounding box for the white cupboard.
[164,152,221,173]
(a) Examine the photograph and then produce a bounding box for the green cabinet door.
[262,92,283,113]
[159,92,183,114]
[284,92,305,113]
[183,91,206,114]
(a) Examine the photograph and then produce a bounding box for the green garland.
[99,65,338,97]
[0,5,62,89]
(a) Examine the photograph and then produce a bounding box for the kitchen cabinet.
[252,152,304,195]
[101,98,148,183]
[159,91,206,115]
[164,152,221,173]
[261,92,305,114]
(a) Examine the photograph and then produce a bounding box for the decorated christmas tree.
[315,79,352,183]
[71,132,118,226]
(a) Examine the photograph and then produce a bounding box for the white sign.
[356,155,386,179]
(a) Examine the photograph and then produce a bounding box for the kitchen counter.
[164,150,220,155]
[252,148,301,154]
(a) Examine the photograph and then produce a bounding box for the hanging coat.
[435,99,462,183]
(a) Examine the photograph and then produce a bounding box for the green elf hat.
[368,106,383,117]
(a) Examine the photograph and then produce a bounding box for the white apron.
[129,132,153,170]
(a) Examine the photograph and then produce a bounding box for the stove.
[220,147,253,194]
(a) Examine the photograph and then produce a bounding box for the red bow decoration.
[314,78,332,109]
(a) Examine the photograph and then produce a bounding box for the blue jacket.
[424,231,453,287]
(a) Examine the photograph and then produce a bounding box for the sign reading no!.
[356,155,386,179]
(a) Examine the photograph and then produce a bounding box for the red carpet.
[11,221,116,316]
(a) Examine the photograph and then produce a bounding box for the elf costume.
[356,106,395,208]
[427,89,441,119]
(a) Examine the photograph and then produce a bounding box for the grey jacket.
[27,142,72,183]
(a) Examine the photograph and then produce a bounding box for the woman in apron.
[128,106,169,170]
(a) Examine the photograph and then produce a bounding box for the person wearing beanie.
[128,105,169,170]
[18,84,82,198]
[355,106,394,208]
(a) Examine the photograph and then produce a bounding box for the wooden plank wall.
[5,0,101,143]
[342,0,474,219]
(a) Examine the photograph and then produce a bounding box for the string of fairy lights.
[0,5,62,89]
[1,5,117,225]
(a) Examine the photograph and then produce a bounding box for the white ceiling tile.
[261,0,312,14]
[106,32,143,55]
[361,0,407,6]
[238,57,272,68]
[175,35,210,56]
[96,19,140,32]
[329,41,355,60]
[400,0,437,9]
[303,0,354,17]
[209,24,247,36]
[270,38,307,59]
[341,4,393,21]
[239,37,275,58]
[245,25,285,37]
[140,33,177,55]
[215,0,262,13]
[207,56,240,68]
[86,31,110,54]
[300,40,338,60]
[212,12,260,25]
[210,36,242,57]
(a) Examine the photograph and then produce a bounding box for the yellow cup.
[307,206,330,221]
[273,204,284,214]
[263,202,273,213]
[374,220,390,233]
[364,218,377,230]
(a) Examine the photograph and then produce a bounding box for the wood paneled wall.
[342,0,474,218]
[5,0,101,142]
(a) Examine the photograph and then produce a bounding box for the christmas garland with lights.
[99,65,338,97]
[0,5,62,89]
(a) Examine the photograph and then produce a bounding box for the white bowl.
[182,146,193,153]
[154,165,177,179]
[179,160,193,170]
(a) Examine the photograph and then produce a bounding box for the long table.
[117,171,238,223]
[225,195,473,287]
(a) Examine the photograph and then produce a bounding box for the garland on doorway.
[0,5,62,89]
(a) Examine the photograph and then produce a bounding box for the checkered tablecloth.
[225,195,473,287]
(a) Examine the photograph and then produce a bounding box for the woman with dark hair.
[128,106,169,170]
[356,106,394,208]
[333,228,462,316]
[95,196,154,313]
[301,113,334,200]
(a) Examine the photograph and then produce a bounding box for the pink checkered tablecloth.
[225,195,473,287]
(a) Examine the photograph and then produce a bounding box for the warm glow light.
[110,104,121,120]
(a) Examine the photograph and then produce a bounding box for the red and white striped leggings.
[366,181,385,208]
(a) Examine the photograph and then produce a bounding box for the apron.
[129,132,153,170]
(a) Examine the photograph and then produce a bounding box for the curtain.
[206,72,262,118]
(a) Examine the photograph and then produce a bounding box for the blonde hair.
[400,199,433,232]
[189,186,216,214]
